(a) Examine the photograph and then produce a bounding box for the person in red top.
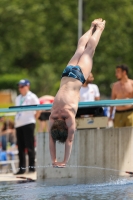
[38,95,54,133]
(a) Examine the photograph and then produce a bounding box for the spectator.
[109,64,133,127]
[0,118,15,161]
[80,72,100,102]
[15,79,40,175]
[1,119,15,151]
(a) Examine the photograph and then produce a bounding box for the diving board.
[0,98,132,113]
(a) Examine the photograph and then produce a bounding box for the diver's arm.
[63,127,75,164]
[49,132,57,164]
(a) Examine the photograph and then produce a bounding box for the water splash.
[68,165,126,173]
[0,164,127,174]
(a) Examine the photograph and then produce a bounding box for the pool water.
[1,177,133,200]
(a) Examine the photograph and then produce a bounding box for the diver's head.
[51,119,68,143]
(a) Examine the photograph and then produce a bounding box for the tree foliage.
[0,0,133,97]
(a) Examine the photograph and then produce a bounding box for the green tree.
[0,0,133,97]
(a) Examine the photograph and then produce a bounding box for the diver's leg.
[67,19,102,66]
[77,19,106,80]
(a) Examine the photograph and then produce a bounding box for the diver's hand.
[52,162,66,168]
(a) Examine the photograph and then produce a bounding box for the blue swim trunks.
[61,65,86,84]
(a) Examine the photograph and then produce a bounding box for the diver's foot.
[91,18,103,34]
[91,18,102,27]
[96,20,106,31]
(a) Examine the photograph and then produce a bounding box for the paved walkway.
[0,172,36,182]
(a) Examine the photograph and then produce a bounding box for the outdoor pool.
[1,176,133,200]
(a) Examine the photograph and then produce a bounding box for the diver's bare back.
[51,77,82,117]
[113,79,133,110]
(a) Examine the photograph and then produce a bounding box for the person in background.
[1,120,15,150]
[80,72,100,102]
[38,95,54,133]
[0,118,15,161]
[15,79,40,175]
[109,64,133,127]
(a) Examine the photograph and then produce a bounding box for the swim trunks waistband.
[61,65,86,84]
[116,108,133,113]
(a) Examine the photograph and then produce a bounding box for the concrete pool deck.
[0,172,36,182]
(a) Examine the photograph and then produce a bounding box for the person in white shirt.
[80,73,100,102]
[15,79,40,175]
